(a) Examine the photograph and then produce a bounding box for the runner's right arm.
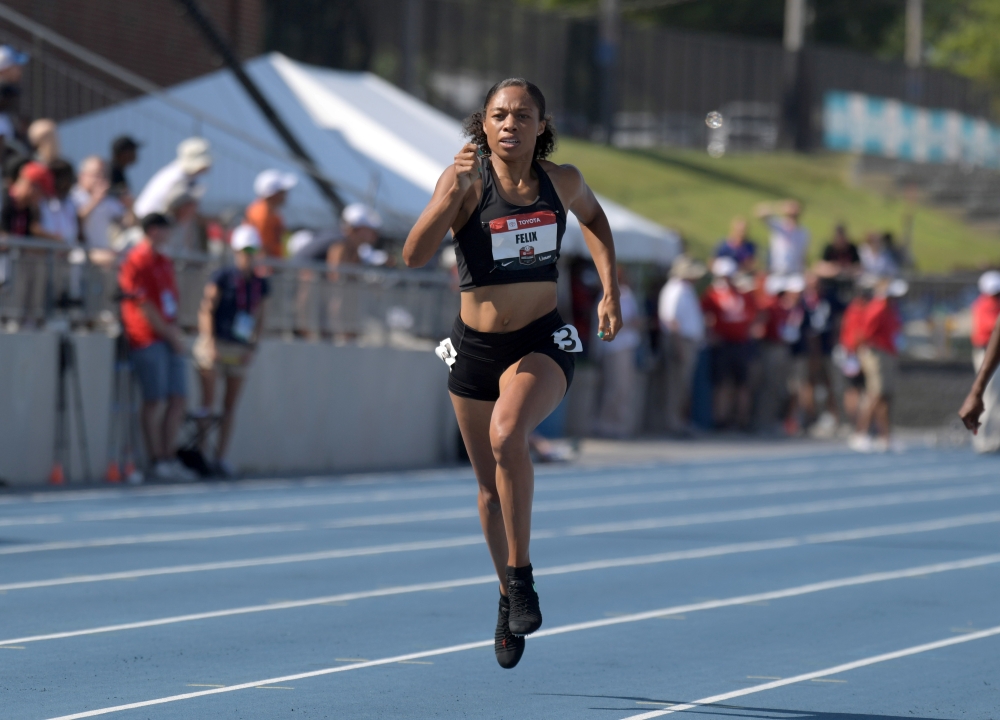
[403,144,479,268]
[959,314,1000,433]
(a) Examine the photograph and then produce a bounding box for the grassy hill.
[551,138,1000,273]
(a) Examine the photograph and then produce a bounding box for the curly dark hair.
[462,78,557,160]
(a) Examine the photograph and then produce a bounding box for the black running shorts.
[436,309,579,402]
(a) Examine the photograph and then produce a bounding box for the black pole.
[173,0,345,215]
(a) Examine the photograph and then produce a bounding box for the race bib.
[232,311,255,343]
[552,324,583,352]
[488,210,558,271]
[161,290,177,320]
[435,337,458,371]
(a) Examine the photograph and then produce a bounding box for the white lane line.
[40,554,1000,720]
[4,482,999,592]
[0,454,965,524]
[5,511,1000,646]
[560,484,1000,536]
[4,468,993,551]
[0,524,309,555]
[0,536,485,592]
[619,625,1000,719]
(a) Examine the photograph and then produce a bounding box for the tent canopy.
[60,53,680,264]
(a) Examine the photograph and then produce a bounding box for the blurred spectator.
[860,231,899,278]
[27,119,59,166]
[714,216,756,272]
[754,199,809,275]
[118,213,195,482]
[796,273,839,437]
[134,137,212,218]
[163,187,201,253]
[288,226,340,263]
[39,158,78,243]
[246,169,297,258]
[836,289,868,432]
[2,161,51,236]
[969,271,1000,453]
[850,278,906,452]
[819,224,860,275]
[0,46,27,155]
[109,135,140,202]
[702,256,758,429]
[72,156,129,263]
[755,274,804,434]
[595,267,641,438]
[193,224,269,477]
[328,203,382,268]
[658,256,706,435]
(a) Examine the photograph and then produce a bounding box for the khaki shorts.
[858,346,898,399]
[193,336,252,378]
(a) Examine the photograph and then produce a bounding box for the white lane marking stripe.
[4,482,999,591]
[41,554,1000,720]
[0,536,485,591]
[619,625,1000,719]
[0,453,965,520]
[6,511,1000,646]
[0,524,309,555]
[4,467,993,547]
[561,484,1000,536]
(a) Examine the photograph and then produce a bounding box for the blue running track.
[1,445,999,719]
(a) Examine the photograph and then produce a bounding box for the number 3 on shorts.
[552,324,583,352]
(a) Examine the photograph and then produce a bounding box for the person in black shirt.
[820,224,860,272]
[109,135,140,205]
[192,223,269,477]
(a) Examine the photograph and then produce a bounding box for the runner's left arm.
[960,314,1000,433]
[555,163,622,342]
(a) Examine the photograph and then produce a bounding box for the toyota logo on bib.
[519,246,535,265]
[507,218,518,231]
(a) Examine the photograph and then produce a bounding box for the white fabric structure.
[59,53,679,263]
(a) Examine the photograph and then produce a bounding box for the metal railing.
[0,236,459,342]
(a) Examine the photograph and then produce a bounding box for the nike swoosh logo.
[500,261,515,267]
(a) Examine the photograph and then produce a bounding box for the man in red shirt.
[852,278,905,452]
[701,256,759,429]
[119,213,194,482]
[963,271,1000,452]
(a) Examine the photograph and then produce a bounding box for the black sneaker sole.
[495,597,525,669]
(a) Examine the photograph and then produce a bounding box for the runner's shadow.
[536,693,949,720]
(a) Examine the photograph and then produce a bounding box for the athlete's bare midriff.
[460,281,558,333]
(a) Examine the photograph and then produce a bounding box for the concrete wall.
[0,331,456,486]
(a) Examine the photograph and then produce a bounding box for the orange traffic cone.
[106,461,121,483]
[49,462,65,486]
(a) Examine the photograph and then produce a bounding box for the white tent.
[60,53,680,263]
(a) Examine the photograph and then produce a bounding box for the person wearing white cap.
[959,271,1000,453]
[192,223,270,477]
[851,276,906,452]
[701,255,759,429]
[246,169,298,258]
[134,137,212,219]
[326,202,382,269]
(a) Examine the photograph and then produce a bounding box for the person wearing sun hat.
[192,223,270,477]
[134,137,212,219]
[246,169,298,258]
[659,255,707,434]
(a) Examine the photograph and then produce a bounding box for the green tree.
[932,0,1000,88]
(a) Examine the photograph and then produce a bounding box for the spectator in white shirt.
[71,156,128,264]
[658,256,707,434]
[755,199,810,275]
[133,137,212,218]
[860,231,899,278]
[39,159,78,244]
[595,268,643,438]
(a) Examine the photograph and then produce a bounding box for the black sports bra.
[452,157,567,291]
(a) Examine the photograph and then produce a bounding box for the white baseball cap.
[0,46,28,73]
[254,169,298,198]
[711,256,738,279]
[230,224,262,252]
[887,279,909,298]
[979,270,1000,296]
[342,203,382,230]
[177,137,212,174]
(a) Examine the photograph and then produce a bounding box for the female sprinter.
[403,78,621,669]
